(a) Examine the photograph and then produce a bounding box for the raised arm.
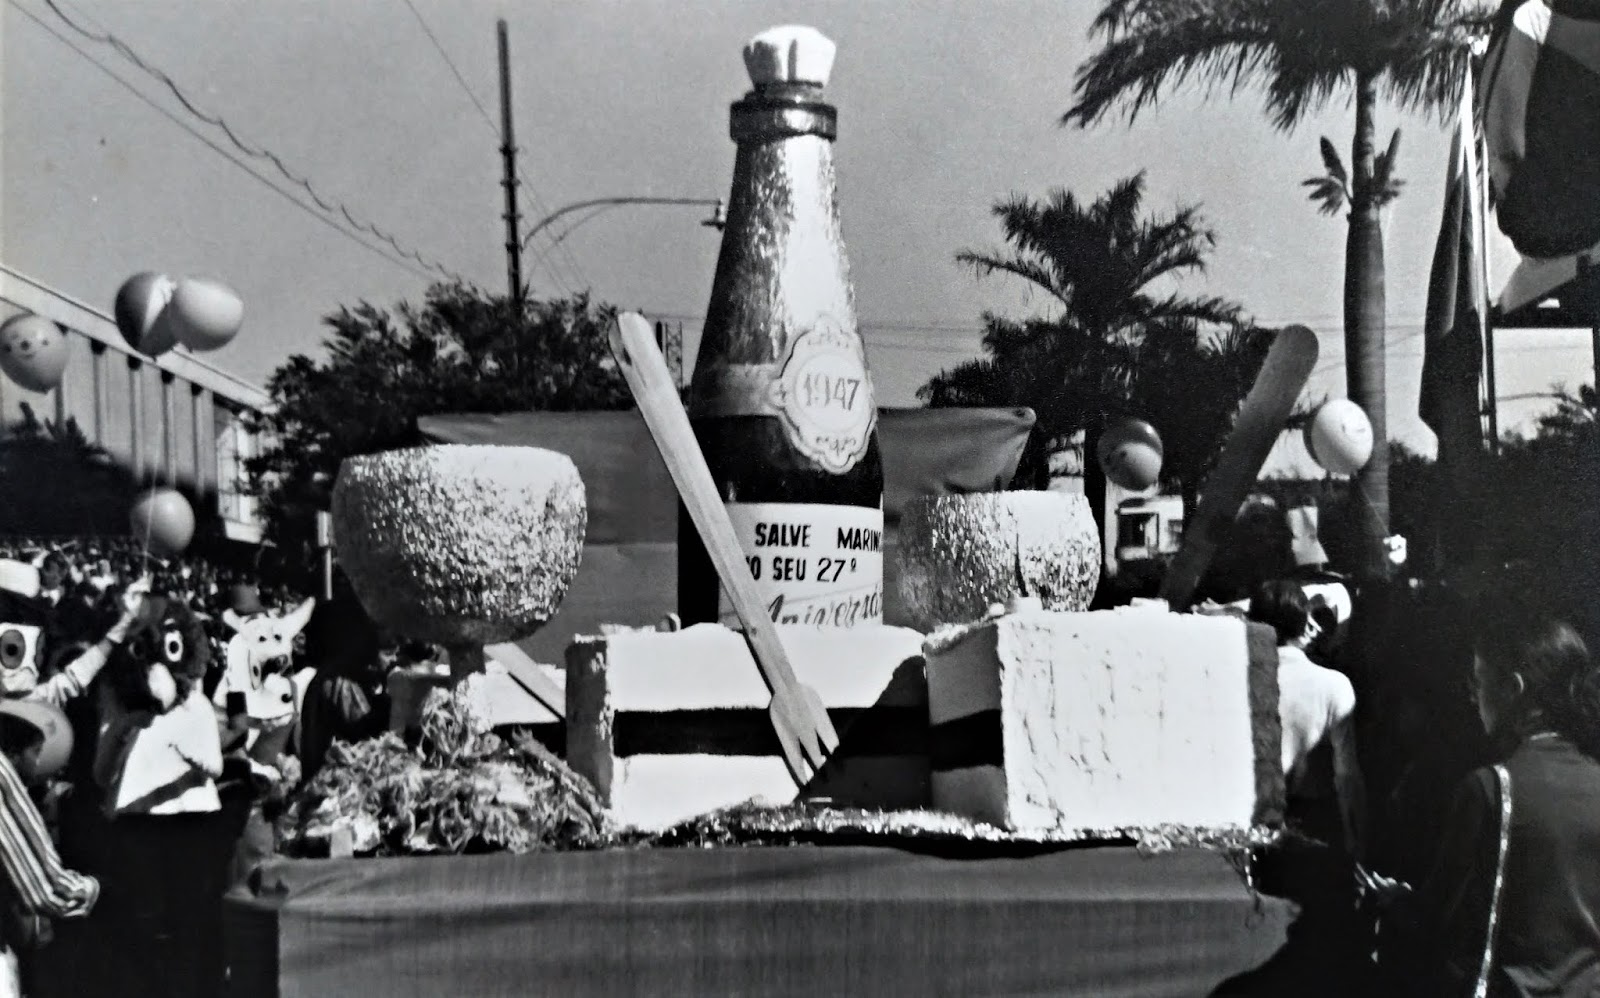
[32,583,149,709]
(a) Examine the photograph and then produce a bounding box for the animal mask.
[214,599,315,726]
[116,596,210,685]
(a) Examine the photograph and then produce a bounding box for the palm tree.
[1064,0,1492,580]
[1129,321,1277,519]
[921,172,1246,515]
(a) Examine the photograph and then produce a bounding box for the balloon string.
[1345,478,1401,574]
[137,465,159,584]
[1348,479,1388,537]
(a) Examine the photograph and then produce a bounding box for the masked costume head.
[112,595,211,694]
[0,561,51,697]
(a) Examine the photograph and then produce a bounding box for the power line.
[393,0,579,297]
[396,4,584,295]
[399,0,496,131]
[7,0,437,282]
[41,0,465,283]
[520,187,590,294]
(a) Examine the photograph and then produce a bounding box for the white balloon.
[1305,399,1374,475]
[170,278,244,352]
[0,314,69,392]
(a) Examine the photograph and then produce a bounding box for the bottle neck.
[730,84,837,143]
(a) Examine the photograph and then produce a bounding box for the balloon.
[0,314,69,393]
[1305,399,1374,475]
[129,488,195,558]
[1097,418,1164,491]
[114,272,179,357]
[170,278,243,352]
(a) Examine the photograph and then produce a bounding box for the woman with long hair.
[1365,602,1600,997]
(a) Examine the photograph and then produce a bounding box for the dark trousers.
[95,811,231,998]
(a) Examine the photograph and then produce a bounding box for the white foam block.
[566,623,928,830]
[925,607,1274,834]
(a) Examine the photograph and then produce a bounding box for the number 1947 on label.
[801,371,862,411]
[745,555,857,582]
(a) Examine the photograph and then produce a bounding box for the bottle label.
[767,318,876,474]
[722,502,883,629]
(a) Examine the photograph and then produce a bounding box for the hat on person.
[0,700,73,778]
[229,583,266,617]
[0,561,41,601]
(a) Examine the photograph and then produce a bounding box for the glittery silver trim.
[331,445,587,646]
[895,491,1101,631]
[1475,763,1513,998]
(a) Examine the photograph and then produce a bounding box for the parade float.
[224,27,1310,997]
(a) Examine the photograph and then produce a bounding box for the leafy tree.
[1065,0,1493,581]
[0,403,138,536]
[249,283,629,561]
[920,173,1258,516]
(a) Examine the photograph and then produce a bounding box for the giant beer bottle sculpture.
[684,25,883,629]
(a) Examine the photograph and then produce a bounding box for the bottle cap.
[743,25,836,88]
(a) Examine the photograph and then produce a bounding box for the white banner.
[722,501,883,629]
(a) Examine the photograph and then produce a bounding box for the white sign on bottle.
[721,501,883,628]
[767,319,876,474]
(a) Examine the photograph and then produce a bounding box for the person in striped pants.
[0,705,97,998]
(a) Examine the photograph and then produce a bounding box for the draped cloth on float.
[417,407,1034,662]
[223,846,1295,998]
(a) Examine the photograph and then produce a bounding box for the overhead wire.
[7,0,437,282]
[395,0,584,295]
[399,0,496,129]
[41,0,466,283]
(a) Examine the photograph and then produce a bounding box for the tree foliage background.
[0,403,138,536]
[919,173,1273,517]
[249,283,629,562]
[1065,0,1494,580]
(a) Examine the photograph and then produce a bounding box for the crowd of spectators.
[0,537,309,681]
[0,536,415,997]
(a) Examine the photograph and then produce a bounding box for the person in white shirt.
[1249,579,1367,856]
[91,596,226,998]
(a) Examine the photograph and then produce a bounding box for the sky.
[2,0,1593,475]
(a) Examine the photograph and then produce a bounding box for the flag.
[1481,0,1600,259]
[1420,71,1488,463]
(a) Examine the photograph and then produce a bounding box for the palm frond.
[1372,127,1402,187]
[955,249,1066,307]
[1371,175,1406,208]
[1065,8,1281,127]
[1368,126,1406,206]
[1319,136,1347,184]
[1134,293,1244,329]
[1069,0,1495,130]
[1303,176,1350,216]
[1377,4,1495,119]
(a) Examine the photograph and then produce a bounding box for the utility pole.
[497,19,524,307]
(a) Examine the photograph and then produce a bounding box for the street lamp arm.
[522,197,723,249]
